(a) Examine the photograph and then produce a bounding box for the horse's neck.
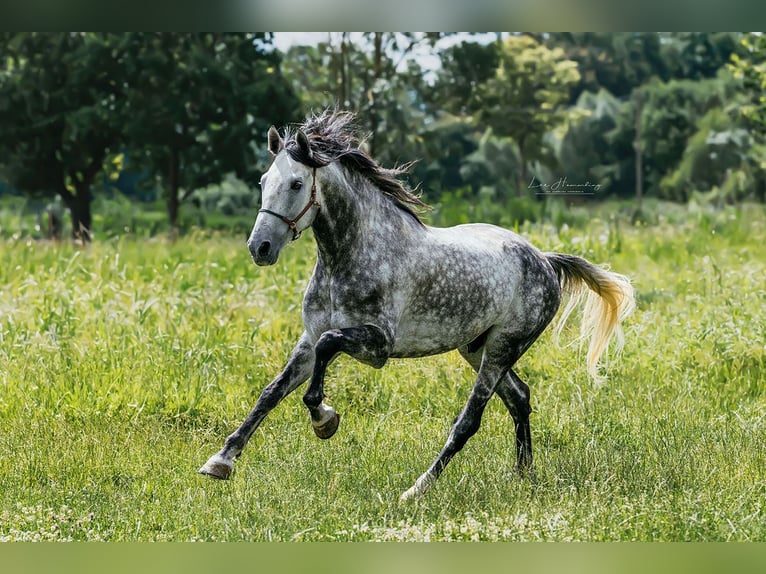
[312,176,417,270]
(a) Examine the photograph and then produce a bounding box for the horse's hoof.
[312,411,340,440]
[399,486,420,502]
[515,456,534,479]
[399,474,434,502]
[400,483,428,502]
[198,454,233,480]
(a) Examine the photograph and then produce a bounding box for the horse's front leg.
[302,324,392,439]
[198,332,315,479]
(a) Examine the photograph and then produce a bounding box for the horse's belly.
[390,312,494,358]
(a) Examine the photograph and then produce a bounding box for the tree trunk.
[61,157,102,242]
[517,138,527,198]
[167,146,180,232]
[634,90,644,211]
[369,32,383,158]
[61,185,92,242]
[71,191,92,242]
[340,32,351,108]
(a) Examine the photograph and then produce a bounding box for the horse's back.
[426,222,523,251]
[424,223,556,282]
[390,222,561,358]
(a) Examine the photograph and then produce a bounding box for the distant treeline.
[1,32,764,239]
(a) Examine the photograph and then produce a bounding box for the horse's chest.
[302,272,388,339]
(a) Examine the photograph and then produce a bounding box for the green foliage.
[729,33,766,137]
[0,33,298,236]
[0,33,128,239]
[3,30,766,243]
[540,33,759,204]
[119,33,299,228]
[591,73,739,201]
[728,33,766,203]
[661,32,745,81]
[547,33,670,101]
[426,40,500,114]
[639,76,735,198]
[190,174,259,217]
[458,128,521,198]
[557,89,623,197]
[411,115,479,199]
[0,192,257,240]
[280,33,438,167]
[474,35,581,192]
[1,205,765,540]
[659,107,756,203]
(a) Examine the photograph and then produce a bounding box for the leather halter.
[258,167,320,241]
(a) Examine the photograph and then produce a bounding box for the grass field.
[0,203,764,541]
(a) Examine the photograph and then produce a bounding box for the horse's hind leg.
[400,355,507,501]
[496,370,533,473]
[458,347,533,474]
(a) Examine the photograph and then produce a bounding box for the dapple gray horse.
[199,110,635,500]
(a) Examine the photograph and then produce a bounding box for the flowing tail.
[545,252,636,382]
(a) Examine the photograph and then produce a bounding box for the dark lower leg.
[199,333,314,478]
[495,370,533,472]
[221,369,307,458]
[428,396,487,478]
[401,364,503,500]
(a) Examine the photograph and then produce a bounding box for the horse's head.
[247,127,322,266]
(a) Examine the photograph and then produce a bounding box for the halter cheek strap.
[258,167,320,241]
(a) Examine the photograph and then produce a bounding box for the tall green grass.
[0,205,764,541]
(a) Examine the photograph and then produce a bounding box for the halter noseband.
[258,167,320,241]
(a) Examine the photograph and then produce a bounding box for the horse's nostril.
[257,241,271,258]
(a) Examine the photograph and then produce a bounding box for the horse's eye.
[291,180,303,191]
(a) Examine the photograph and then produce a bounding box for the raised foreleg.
[302,324,392,439]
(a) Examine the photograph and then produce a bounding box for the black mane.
[282,110,429,224]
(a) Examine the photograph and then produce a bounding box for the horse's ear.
[296,129,314,162]
[267,126,283,156]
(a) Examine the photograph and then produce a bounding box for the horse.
[198,110,635,500]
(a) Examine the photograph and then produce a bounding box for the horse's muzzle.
[248,238,278,266]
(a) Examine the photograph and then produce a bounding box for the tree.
[281,33,443,169]
[729,33,766,145]
[119,33,299,230]
[662,32,745,81]
[556,89,623,198]
[473,35,581,195]
[659,107,755,203]
[458,127,521,198]
[411,115,479,200]
[546,33,669,102]
[424,38,500,116]
[0,33,126,240]
[636,76,734,200]
[593,74,736,202]
[728,32,766,202]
